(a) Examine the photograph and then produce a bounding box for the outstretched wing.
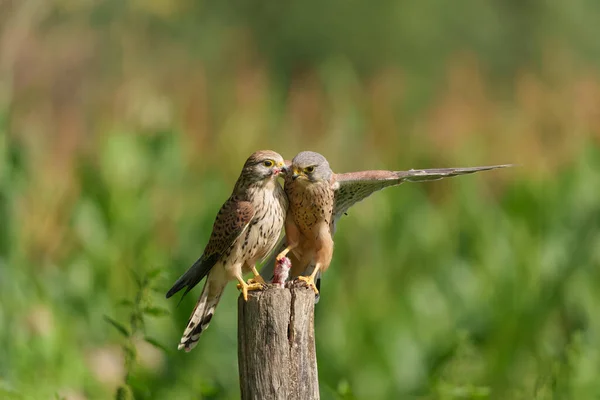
[333,164,512,221]
[261,164,512,297]
[166,198,255,299]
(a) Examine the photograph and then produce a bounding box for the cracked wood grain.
[238,285,319,400]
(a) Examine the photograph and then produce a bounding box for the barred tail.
[177,280,225,352]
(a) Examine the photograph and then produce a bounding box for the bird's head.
[290,151,332,183]
[241,150,287,183]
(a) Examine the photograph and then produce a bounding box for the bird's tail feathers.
[166,254,215,301]
[314,270,321,303]
[177,280,224,352]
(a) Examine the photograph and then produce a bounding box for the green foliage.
[2,129,600,399]
[115,385,135,400]
[104,268,171,399]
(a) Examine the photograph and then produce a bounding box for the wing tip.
[166,282,184,299]
[491,163,517,169]
[468,163,516,172]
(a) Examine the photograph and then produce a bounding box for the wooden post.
[238,285,319,400]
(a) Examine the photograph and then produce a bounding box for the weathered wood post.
[238,285,319,400]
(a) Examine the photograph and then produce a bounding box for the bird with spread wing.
[265,151,512,297]
[166,150,288,352]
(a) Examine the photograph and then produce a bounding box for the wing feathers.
[165,253,218,299]
[261,163,512,300]
[166,198,255,299]
[333,164,512,220]
[399,164,514,182]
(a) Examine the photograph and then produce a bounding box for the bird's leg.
[276,243,297,262]
[235,273,264,301]
[297,264,320,294]
[247,265,266,285]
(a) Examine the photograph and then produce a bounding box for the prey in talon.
[165,150,288,352]
[272,256,292,288]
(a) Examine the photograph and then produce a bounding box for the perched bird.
[268,151,512,297]
[275,152,335,294]
[166,150,288,352]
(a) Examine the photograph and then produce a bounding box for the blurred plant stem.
[104,268,169,399]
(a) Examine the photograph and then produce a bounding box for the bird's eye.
[305,166,315,173]
[263,160,274,167]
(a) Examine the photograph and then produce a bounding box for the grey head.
[290,151,333,183]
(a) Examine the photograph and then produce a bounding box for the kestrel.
[268,151,512,296]
[275,152,335,294]
[166,150,288,352]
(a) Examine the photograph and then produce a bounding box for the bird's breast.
[238,185,287,264]
[287,181,334,233]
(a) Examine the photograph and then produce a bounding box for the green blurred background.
[1,0,600,399]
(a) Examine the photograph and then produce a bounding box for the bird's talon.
[276,246,295,263]
[297,275,319,295]
[236,282,265,301]
[248,275,266,285]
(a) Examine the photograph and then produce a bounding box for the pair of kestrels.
[166,150,510,351]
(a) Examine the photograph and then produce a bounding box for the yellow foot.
[236,282,264,301]
[247,275,266,285]
[276,245,296,262]
[297,275,319,295]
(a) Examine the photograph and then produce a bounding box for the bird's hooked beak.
[292,167,302,180]
[273,161,287,176]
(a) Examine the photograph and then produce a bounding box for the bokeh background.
[2,1,600,399]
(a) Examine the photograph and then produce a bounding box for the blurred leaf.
[103,315,130,337]
[128,268,144,288]
[337,379,356,399]
[130,313,145,333]
[150,286,166,295]
[142,307,170,317]
[145,267,164,281]
[127,375,152,399]
[117,299,135,308]
[124,343,137,361]
[144,336,170,353]
[115,384,134,400]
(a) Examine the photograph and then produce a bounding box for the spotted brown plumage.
[286,174,335,232]
[263,152,512,300]
[275,152,336,294]
[166,150,288,352]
